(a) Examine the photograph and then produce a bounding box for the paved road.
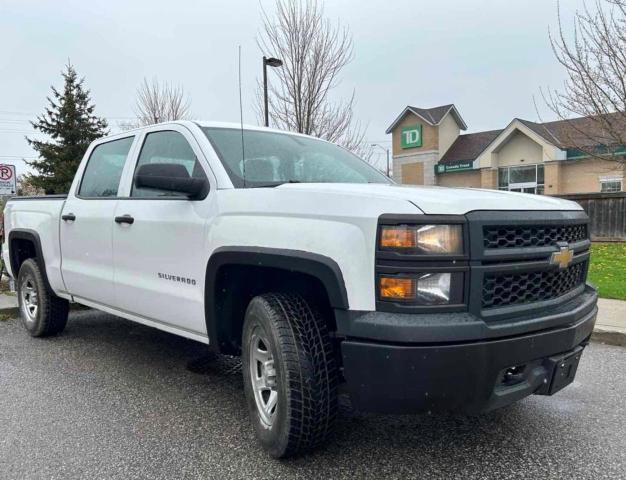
[1,311,625,479]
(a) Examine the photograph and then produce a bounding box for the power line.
[0,110,32,116]
[0,131,44,135]
[0,111,136,121]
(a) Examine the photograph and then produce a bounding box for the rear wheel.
[17,259,69,337]
[242,293,337,458]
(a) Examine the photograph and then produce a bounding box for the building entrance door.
[509,181,537,194]
[499,165,545,194]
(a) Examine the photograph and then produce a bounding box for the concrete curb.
[0,307,18,319]
[593,298,626,348]
[0,304,88,320]
[591,327,626,348]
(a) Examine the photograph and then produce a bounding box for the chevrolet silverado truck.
[3,121,597,458]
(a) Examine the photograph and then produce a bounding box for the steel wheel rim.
[20,276,38,324]
[249,329,278,428]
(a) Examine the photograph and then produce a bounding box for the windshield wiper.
[246,180,302,188]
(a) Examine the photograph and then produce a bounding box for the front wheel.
[17,258,69,337]
[242,293,337,458]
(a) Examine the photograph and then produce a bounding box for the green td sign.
[401,124,422,149]
[435,161,473,174]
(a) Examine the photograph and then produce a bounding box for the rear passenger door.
[112,126,215,335]
[60,135,136,306]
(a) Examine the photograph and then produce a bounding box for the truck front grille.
[483,224,588,249]
[481,261,587,309]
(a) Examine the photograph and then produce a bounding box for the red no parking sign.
[0,164,16,195]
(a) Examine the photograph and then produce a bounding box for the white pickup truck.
[3,121,598,457]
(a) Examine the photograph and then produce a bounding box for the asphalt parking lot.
[1,310,625,479]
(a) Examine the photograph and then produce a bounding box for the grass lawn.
[588,242,626,300]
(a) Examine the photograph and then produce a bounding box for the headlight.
[380,224,463,254]
[379,273,452,305]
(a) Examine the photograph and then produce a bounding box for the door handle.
[61,213,76,222]
[114,215,135,225]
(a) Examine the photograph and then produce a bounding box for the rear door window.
[78,136,134,198]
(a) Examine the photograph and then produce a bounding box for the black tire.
[242,293,337,458]
[17,258,69,337]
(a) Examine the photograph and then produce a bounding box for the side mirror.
[134,163,208,199]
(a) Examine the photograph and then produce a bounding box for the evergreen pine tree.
[25,63,108,194]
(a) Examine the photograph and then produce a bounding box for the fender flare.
[204,246,349,351]
[7,229,53,290]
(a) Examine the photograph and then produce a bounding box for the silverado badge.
[550,244,574,269]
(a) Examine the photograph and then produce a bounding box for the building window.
[600,178,623,193]
[498,164,544,194]
[498,168,509,189]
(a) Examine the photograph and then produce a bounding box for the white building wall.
[438,113,460,157]
[495,130,543,167]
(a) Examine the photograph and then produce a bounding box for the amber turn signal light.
[379,276,416,300]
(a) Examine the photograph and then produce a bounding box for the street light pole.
[262,56,283,127]
[372,143,391,177]
[263,56,269,128]
[386,149,390,177]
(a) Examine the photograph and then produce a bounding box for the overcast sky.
[1,0,587,175]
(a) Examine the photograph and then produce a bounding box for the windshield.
[201,127,391,188]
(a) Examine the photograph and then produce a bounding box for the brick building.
[386,104,626,194]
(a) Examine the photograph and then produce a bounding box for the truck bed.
[3,195,68,294]
[7,195,68,201]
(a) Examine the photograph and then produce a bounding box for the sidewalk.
[0,293,624,345]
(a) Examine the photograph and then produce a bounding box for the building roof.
[439,129,502,165]
[385,104,468,133]
[439,112,626,165]
[519,114,626,149]
[408,104,455,124]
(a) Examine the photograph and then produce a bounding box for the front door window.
[131,130,207,197]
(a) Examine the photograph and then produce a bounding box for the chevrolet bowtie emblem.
[550,244,574,269]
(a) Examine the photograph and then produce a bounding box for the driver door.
[112,126,216,335]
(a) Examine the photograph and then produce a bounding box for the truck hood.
[277,183,582,215]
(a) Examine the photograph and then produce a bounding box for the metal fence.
[557,192,626,242]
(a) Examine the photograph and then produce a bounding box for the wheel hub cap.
[249,331,278,428]
[20,277,38,324]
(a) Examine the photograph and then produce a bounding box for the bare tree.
[124,77,192,129]
[257,0,372,160]
[542,0,626,163]
[17,174,45,196]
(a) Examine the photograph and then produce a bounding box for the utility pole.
[372,143,391,177]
